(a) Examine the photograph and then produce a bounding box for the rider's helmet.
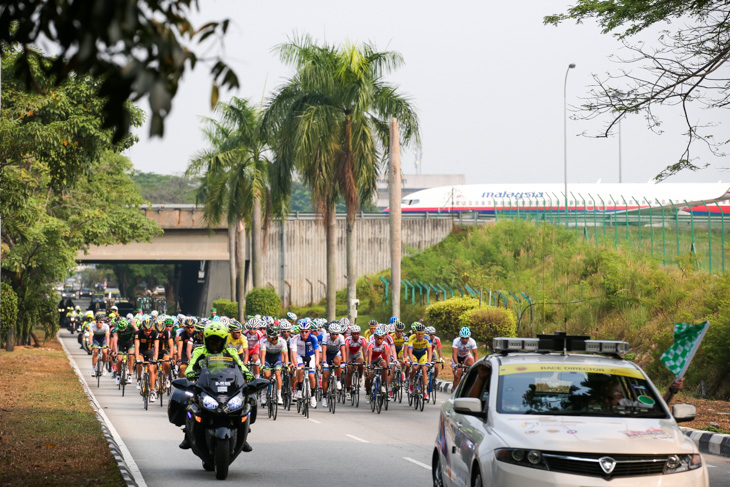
[228,320,242,333]
[299,319,311,331]
[374,324,387,337]
[183,316,197,327]
[425,326,436,335]
[245,318,256,330]
[368,319,378,329]
[140,316,153,330]
[219,316,230,326]
[279,319,292,332]
[328,322,341,334]
[151,310,159,318]
[310,321,320,332]
[389,316,398,324]
[85,310,94,319]
[350,325,361,334]
[194,321,206,333]
[111,305,118,312]
[292,324,300,334]
[116,318,129,331]
[154,320,165,333]
[286,312,297,322]
[413,322,426,333]
[395,321,406,332]
[203,322,228,354]
[267,325,280,337]
[126,313,134,320]
[75,305,81,311]
[108,312,117,320]
[459,326,471,338]
[387,324,395,334]
[339,317,350,328]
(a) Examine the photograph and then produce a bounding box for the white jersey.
[323,333,345,353]
[452,337,478,358]
[260,336,288,356]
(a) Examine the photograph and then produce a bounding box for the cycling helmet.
[388,324,395,334]
[425,326,436,335]
[413,322,426,333]
[116,318,129,331]
[244,318,255,330]
[350,325,361,334]
[140,316,153,330]
[110,305,118,312]
[292,324,300,334]
[339,317,350,327]
[75,305,81,311]
[219,316,230,326]
[154,320,166,333]
[85,310,94,318]
[286,312,297,322]
[328,322,341,334]
[203,322,229,353]
[199,317,210,325]
[184,316,197,327]
[267,325,280,337]
[125,313,133,320]
[459,326,471,338]
[374,325,387,337]
[389,316,398,324]
[228,320,242,332]
[299,320,311,331]
[108,312,117,319]
[151,310,158,317]
[310,322,320,332]
[164,316,174,325]
[368,319,378,328]
[194,321,206,333]
[279,319,292,331]
[395,321,405,331]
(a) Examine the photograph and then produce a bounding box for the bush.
[425,297,479,338]
[245,287,281,317]
[212,299,238,318]
[458,306,517,351]
[1,282,18,336]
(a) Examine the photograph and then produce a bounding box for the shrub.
[425,297,479,338]
[245,287,281,317]
[1,282,18,336]
[212,299,238,318]
[458,306,517,351]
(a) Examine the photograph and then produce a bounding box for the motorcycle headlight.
[664,454,702,474]
[227,393,244,410]
[201,393,219,411]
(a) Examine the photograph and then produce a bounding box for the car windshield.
[496,363,667,418]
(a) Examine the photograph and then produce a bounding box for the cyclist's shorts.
[248,344,261,356]
[263,359,283,371]
[139,349,155,362]
[118,340,135,353]
[371,356,387,367]
[325,351,340,365]
[412,351,428,364]
[92,336,107,348]
[296,354,315,372]
[349,350,364,362]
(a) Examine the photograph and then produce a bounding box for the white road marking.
[707,465,716,468]
[403,457,430,470]
[308,418,321,424]
[345,434,370,443]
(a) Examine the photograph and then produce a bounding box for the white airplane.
[386,182,730,215]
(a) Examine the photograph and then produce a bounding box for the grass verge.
[0,336,125,487]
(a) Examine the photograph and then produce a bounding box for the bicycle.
[314,366,323,403]
[92,345,107,388]
[336,364,347,404]
[390,362,404,404]
[281,366,293,411]
[369,366,387,414]
[427,363,437,404]
[266,378,278,420]
[297,363,313,418]
[346,362,361,408]
[412,362,431,412]
[326,368,337,414]
[453,363,471,390]
[137,361,153,411]
[117,352,130,396]
[156,361,166,408]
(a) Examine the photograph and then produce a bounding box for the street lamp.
[564,63,576,227]
[611,91,627,183]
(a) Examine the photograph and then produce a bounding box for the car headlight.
[495,449,548,470]
[201,393,219,411]
[227,393,244,410]
[664,454,702,474]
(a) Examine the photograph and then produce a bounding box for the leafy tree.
[132,172,199,204]
[545,1,730,179]
[264,35,420,321]
[187,97,273,320]
[1,1,239,140]
[1,49,161,347]
[244,287,281,317]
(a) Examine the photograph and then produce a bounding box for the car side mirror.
[454,397,486,419]
[672,404,696,423]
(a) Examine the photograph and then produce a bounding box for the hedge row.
[425,296,516,349]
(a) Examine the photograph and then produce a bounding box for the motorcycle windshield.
[196,354,245,395]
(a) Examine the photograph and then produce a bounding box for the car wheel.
[432,454,445,487]
[472,471,482,487]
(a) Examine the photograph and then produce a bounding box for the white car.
[432,333,709,487]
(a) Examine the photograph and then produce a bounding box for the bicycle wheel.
[143,373,149,411]
[96,359,102,388]
[407,379,414,406]
[120,363,127,397]
[272,393,278,421]
[303,381,310,418]
[158,372,164,408]
[377,392,383,414]
[353,370,360,408]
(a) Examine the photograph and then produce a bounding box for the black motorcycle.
[168,355,268,480]
[67,315,79,334]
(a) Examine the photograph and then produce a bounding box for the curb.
[435,377,730,458]
[57,332,147,487]
[681,427,730,458]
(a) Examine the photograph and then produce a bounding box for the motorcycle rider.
[181,322,255,451]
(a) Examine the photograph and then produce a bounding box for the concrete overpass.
[77,206,455,315]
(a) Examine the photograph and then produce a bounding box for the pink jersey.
[246,329,265,350]
[345,335,368,355]
[368,340,390,361]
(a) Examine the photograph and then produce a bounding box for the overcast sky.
[124,0,729,185]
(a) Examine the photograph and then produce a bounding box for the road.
[59,323,730,487]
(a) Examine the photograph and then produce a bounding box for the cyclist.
[260,325,288,405]
[135,316,160,402]
[157,317,176,389]
[407,322,433,401]
[344,325,368,399]
[89,316,111,377]
[426,326,445,377]
[452,326,478,388]
[176,317,197,378]
[78,311,95,349]
[290,319,320,408]
[244,318,265,378]
[226,319,249,364]
[113,318,136,385]
[321,321,347,408]
[365,325,395,402]
[181,322,254,452]
[363,319,378,341]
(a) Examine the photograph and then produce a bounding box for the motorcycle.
[80,328,92,355]
[168,355,268,480]
[67,315,79,334]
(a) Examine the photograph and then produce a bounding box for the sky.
[124,0,729,185]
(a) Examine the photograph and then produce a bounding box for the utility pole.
[389,118,402,319]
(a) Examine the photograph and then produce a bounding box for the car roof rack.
[493,331,629,357]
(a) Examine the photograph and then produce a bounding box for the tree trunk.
[228,222,237,301]
[326,204,337,321]
[346,216,357,324]
[236,219,246,321]
[389,118,402,319]
[251,198,262,288]
[5,327,14,352]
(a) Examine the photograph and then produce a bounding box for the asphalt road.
[59,319,730,487]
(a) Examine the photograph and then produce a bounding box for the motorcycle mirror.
[242,377,270,396]
[171,378,192,391]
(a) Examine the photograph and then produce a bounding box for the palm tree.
[187,97,271,319]
[264,35,420,322]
